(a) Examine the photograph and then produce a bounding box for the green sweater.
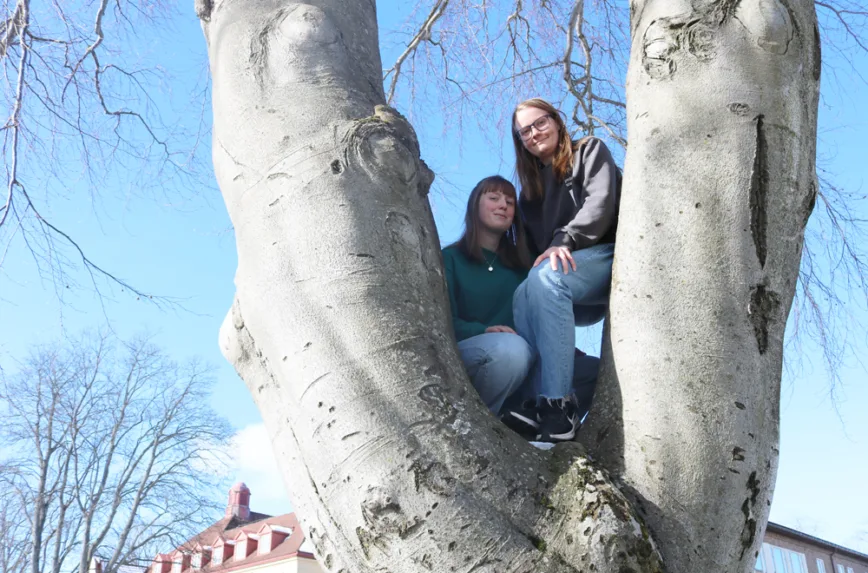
[442,245,528,342]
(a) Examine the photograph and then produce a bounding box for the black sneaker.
[536,398,580,442]
[501,400,540,440]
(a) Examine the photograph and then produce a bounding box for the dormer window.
[189,547,210,569]
[212,539,234,565]
[257,525,292,555]
[169,552,189,573]
[235,534,258,561]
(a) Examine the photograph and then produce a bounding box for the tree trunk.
[201,1,657,572]
[201,0,818,571]
[580,0,820,571]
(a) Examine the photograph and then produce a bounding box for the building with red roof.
[145,483,322,573]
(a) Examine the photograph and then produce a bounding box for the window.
[846,568,854,573]
[757,542,809,573]
[772,547,787,573]
[837,565,845,573]
[787,551,808,573]
[816,558,827,573]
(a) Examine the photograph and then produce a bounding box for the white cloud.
[224,423,293,516]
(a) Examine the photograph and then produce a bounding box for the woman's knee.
[526,263,568,297]
[487,334,533,373]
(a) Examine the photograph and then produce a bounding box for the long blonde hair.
[511,98,576,201]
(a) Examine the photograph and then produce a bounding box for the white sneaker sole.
[529,441,556,450]
[507,411,540,430]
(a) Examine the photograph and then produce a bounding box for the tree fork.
[205,1,658,571]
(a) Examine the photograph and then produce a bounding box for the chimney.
[225,482,251,521]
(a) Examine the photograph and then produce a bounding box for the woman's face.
[478,190,515,234]
[515,106,559,164]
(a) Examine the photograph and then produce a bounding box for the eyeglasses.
[516,115,553,140]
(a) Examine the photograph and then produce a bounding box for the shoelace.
[542,398,579,420]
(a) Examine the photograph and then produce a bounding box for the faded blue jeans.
[512,243,615,400]
[457,332,534,415]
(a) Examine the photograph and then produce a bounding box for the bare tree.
[0,332,231,573]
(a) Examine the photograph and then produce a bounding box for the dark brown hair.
[511,98,576,201]
[453,176,530,270]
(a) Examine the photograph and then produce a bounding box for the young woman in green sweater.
[441,176,534,416]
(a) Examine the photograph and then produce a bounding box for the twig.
[384,0,450,103]
[1,0,30,231]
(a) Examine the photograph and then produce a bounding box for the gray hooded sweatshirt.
[519,137,620,258]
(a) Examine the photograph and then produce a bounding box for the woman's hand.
[534,246,577,273]
[485,325,517,334]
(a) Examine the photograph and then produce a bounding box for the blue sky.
[0,0,865,555]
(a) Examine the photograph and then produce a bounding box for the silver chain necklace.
[482,251,497,272]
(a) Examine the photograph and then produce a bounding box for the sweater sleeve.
[442,249,487,342]
[550,137,619,251]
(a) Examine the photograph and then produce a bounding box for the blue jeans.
[505,351,600,421]
[512,243,615,399]
[457,332,534,415]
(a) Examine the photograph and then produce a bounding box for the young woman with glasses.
[502,97,620,443]
[442,176,535,416]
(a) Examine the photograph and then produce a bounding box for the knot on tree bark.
[344,104,433,196]
[249,4,348,88]
[359,486,423,540]
[641,15,719,78]
[734,0,794,54]
[642,18,681,79]
[640,0,793,81]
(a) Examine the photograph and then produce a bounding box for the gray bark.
[580,0,820,571]
[204,1,657,572]
[203,0,818,572]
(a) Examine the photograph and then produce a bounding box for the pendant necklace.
[482,251,497,272]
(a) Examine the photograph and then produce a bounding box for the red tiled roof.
[179,512,272,551]
[161,512,314,573]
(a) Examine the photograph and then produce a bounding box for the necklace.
[482,250,497,272]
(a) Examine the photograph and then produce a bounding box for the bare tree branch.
[0,1,210,306]
[816,0,868,53]
[384,0,450,103]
